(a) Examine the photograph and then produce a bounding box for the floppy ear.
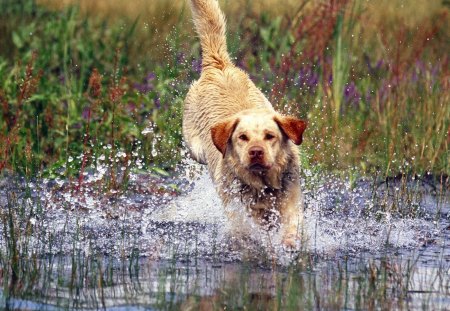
[211,118,239,156]
[274,115,307,145]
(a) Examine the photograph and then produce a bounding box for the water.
[0,162,449,309]
[0,249,449,309]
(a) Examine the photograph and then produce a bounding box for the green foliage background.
[0,0,448,179]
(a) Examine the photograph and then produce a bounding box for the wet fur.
[183,0,306,246]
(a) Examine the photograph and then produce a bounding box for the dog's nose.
[249,147,264,159]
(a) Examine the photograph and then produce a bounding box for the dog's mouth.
[248,163,271,173]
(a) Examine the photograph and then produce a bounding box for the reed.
[1,0,448,177]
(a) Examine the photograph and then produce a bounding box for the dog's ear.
[211,118,239,156]
[274,115,307,145]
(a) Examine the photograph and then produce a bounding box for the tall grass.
[0,0,191,178]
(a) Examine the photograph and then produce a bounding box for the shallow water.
[0,162,449,309]
[0,247,449,310]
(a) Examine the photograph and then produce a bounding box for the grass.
[0,0,448,180]
[0,0,449,308]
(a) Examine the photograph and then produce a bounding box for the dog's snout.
[249,146,264,159]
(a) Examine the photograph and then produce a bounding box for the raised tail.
[189,0,231,70]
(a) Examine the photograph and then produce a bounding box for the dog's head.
[211,110,307,176]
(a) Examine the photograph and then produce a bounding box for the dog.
[183,0,307,247]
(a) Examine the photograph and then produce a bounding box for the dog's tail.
[189,0,231,70]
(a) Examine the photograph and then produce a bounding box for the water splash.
[0,156,447,264]
[149,167,443,259]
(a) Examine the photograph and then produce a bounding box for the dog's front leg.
[279,186,304,248]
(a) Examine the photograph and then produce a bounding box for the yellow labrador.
[183,0,307,247]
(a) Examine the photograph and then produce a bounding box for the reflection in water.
[1,249,449,310]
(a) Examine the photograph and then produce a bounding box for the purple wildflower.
[177,52,187,65]
[154,94,161,109]
[134,72,155,94]
[192,58,202,74]
[298,65,319,93]
[145,73,156,82]
[82,107,90,120]
[343,81,361,105]
[364,54,384,76]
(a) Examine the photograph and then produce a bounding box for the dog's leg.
[279,186,304,247]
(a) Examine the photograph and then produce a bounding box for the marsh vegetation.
[0,0,449,309]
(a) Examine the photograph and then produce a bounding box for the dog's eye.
[265,133,275,140]
[238,134,249,141]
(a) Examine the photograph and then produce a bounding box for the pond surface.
[0,164,449,310]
